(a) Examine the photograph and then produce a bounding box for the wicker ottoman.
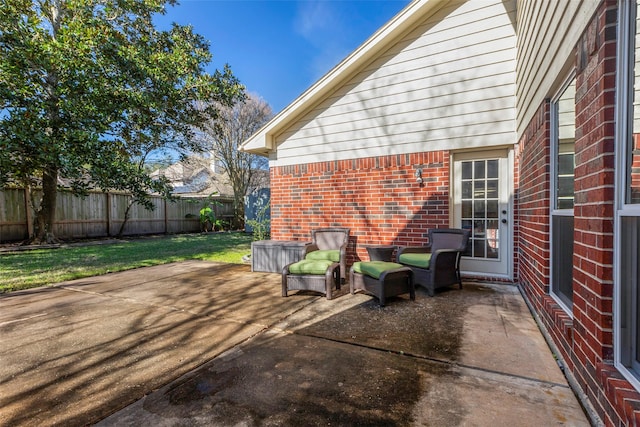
[282,259,340,300]
[350,261,414,307]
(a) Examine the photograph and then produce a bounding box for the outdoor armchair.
[304,227,350,284]
[397,228,470,296]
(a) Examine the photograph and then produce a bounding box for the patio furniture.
[251,240,309,273]
[350,261,414,307]
[397,228,470,297]
[303,227,350,284]
[282,259,340,300]
[364,244,397,262]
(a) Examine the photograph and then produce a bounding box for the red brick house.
[242,0,640,424]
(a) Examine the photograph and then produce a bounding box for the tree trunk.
[33,167,59,244]
[233,194,245,230]
[117,196,134,237]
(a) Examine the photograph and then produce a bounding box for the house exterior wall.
[270,152,449,262]
[516,100,558,351]
[270,0,517,167]
[517,1,640,424]
[260,0,640,424]
[515,0,599,138]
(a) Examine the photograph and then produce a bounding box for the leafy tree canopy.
[0,0,245,243]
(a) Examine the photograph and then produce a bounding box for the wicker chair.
[397,228,470,296]
[303,227,350,284]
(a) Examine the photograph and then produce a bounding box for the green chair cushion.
[359,261,404,279]
[306,249,340,262]
[351,261,363,274]
[289,259,334,275]
[398,253,431,269]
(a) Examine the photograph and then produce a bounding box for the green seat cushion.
[305,249,340,262]
[289,259,334,275]
[359,261,404,279]
[398,253,431,269]
[351,261,363,274]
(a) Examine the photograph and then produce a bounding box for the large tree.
[0,0,244,243]
[196,94,271,228]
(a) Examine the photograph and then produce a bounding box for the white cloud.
[293,1,351,81]
[293,1,337,40]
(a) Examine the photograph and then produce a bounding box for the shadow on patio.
[0,261,590,426]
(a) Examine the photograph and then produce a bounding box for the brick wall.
[512,144,521,283]
[517,1,640,425]
[270,152,450,264]
[516,100,550,301]
[515,100,577,364]
[572,1,621,423]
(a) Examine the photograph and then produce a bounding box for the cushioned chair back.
[429,228,470,252]
[312,228,350,250]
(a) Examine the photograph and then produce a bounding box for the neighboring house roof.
[150,159,234,197]
[151,158,270,198]
[240,0,447,156]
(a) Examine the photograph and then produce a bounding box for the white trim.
[549,72,576,214]
[240,0,446,154]
[614,0,640,392]
[549,72,576,316]
[550,289,573,317]
[452,148,514,280]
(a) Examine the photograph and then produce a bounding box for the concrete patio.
[0,261,592,426]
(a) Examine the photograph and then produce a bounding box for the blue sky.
[154,1,411,114]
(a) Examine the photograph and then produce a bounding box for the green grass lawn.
[0,232,253,293]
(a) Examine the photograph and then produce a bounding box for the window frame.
[549,72,576,315]
[615,0,640,391]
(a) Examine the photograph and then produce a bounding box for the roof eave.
[239,0,445,156]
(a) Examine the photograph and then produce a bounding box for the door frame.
[450,147,514,281]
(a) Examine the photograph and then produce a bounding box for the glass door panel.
[454,151,510,277]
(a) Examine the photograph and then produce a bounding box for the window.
[616,0,640,389]
[550,76,576,312]
[460,159,500,259]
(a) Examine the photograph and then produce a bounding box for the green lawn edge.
[0,232,253,293]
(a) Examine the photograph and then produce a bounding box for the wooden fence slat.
[0,188,234,243]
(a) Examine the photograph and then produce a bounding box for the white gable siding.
[271,0,517,166]
[515,0,598,138]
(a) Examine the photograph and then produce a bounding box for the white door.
[452,150,512,278]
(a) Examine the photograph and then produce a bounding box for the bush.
[246,201,270,241]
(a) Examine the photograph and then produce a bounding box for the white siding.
[635,8,640,133]
[515,0,598,138]
[271,0,517,167]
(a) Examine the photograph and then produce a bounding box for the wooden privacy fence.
[0,188,234,244]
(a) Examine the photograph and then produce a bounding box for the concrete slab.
[62,262,313,327]
[0,262,288,426]
[0,261,592,426]
[98,330,587,426]
[279,283,566,383]
[459,284,567,384]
